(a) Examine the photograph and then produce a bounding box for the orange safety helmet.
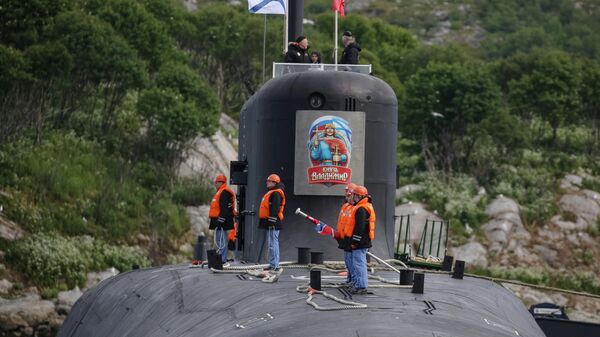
[345,183,357,191]
[353,185,368,196]
[215,174,227,183]
[267,174,281,183]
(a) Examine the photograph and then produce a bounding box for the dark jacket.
[341,197,373,250]
[209,189,235,230]
[284,43,310,63]
[340,42,361,65]
[258,183,285,230]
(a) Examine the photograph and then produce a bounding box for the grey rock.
[0,214,25,241]
[550,215,588,231]
[178,114,239,180]
[560,174,583,190]
[485,197,520,217]
[558,193,600,228]
[186,205,210,237]
[0,279,13,293]
[533,245,559,267]
[86,268,119,289]
[452,242,488,268]
[57,287,82,306]
[0,293,56,330]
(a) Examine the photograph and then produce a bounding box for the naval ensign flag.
[248,0,287,15]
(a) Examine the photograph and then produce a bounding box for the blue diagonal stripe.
[249,0,286,13]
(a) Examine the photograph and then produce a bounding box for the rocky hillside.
[397,173,600,323]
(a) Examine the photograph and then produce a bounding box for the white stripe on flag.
[248,0,286,15]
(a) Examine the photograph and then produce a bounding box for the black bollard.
[194,235,207,262]
[452,260,465,279]
[400,269,415,285]
[207,249,223,270]
[310,270,321,290]
[310,252,324,265]
[297,247,311,264]
[441,255,453,272]
[412,273,424,294]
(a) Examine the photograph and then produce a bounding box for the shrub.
[6,233,151,290]
[405,173,486,240]
[468,266,600,295]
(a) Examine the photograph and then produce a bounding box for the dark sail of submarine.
[57,68,546,337]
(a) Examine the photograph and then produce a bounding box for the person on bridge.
[209,174,236,264]
[340,31,361,65]
[259,174,286,271]
[285,35,310,63]
[344,185,375,294]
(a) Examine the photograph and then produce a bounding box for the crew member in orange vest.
[344,185,375,295]
[258,174,286,271]
[335,183,357,287]
[209,174,236,264]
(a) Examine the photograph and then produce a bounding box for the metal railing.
[394,215,449,261]
[272,63,372,78]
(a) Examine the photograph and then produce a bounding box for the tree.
[507,49,582,144]
[402,62,501,172]
[579,58,600,151]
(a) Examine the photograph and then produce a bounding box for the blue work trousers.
[351,248,368,289]
[215,228,229,263]
[267,228,280,268]
[344,250,354,285]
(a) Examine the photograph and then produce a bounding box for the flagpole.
[284,0,289,53]
[334,11,338,65]
[262,14,267,83]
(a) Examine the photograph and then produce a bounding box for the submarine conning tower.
[237,68,398,262]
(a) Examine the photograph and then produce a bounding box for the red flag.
[332,0,345,17]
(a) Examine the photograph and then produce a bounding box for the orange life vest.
[228,222,237,242]
[209,185,236,218]
[258,188,286,221]
[343,198,376,240]
[336,203,353,238]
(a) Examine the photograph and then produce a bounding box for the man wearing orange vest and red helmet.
[343,185,376,294]
[336,183,357,287]
[258,174,286,271]
[209,174,236,264]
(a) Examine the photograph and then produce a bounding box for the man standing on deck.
[335,183,357,287]
[340,31,361,65]
[209,174,236,264]
[343,185,375,294]
[259,174,286,271]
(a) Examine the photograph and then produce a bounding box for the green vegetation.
[6,233,150,295]
[469,266,600,296]
[1,0,600,297]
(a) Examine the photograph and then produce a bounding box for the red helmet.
[267,174,281,183]
[215,174,227,183]
[353,185,368,196]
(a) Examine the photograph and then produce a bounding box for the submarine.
[57,66,546,337]
[57,3,547,337]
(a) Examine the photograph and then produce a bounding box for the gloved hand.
[314,223,335,237]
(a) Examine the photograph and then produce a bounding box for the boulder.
[395,202,444,257]
[560,174,583,190]
[0,214,25,241]
[532,245,559,267]
[186,205,210,237]
[55,287,83,315]
[452,242,488,268]
[485,196,520,218]
[0,279,13,294]
[86,267,119,289]
[0,293,57,331]
[558,193,600,228]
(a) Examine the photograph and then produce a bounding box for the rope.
[296,283,368,311]
[213,228,226,256]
